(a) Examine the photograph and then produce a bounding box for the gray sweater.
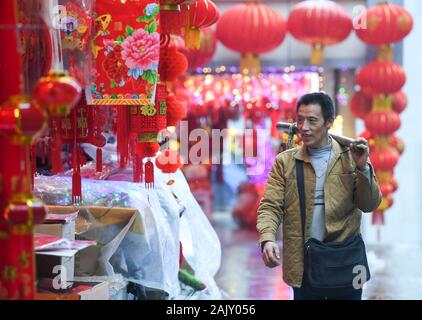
[308,139,370,241]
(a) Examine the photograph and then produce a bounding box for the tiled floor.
[211,211,422,300]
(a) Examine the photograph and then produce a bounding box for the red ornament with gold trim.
[370,147,400,172]
[183,0,220,49]
[33,70,82,117]
[130,83,167,187]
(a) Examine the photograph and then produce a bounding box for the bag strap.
[296,159,306,238]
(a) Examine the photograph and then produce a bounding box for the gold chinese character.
[2,266,17,282]
[18,251,30,269]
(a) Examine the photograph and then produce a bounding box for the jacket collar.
[293,134,348,163]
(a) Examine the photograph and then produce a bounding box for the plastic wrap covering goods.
[34,159,222,299]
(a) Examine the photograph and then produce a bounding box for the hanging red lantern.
[356,61,406,95]
[364,111,401,136]
[351,91,372,119]
[390,134,405,155]
[0,95,46,145]
[392,90,408,114]
[159,45,188,83]
[391,177,399,193]
[33,70,82,117]
[216,2,286,73]
[166,93,187,127]
[183,0,220,49]
[370,148,399,171]
[287,0,352,65]
[379,183,393,197]
[354,3,413,45]
[155,149,183,173]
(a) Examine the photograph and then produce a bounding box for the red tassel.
[133,155,144,183]
[50,137,63,174]
[30,144,36,190]
[40,139,46,164]
[117,107,129,168]
[145,160,154,189]
[72,111,82,204]
[72,147,82,204]
[96,148,102,172]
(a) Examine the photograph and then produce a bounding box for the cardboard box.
[36,280,109,300]
[35,211,78,240]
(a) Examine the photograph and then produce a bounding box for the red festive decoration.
[91,0,160,105]
[351,91,372,119]
[390,134,405,155]
[216,2,286,72]
[392,90,408,114]
[166,93,187,127]
[0,96,46,145]
[287,0,352,65]
[33,70,81,117]
[129,83,168,187]
[180,28,217,71]
[370,148,400,171]
[356,61,406,95]
[364,111,401,136]
[159,45,188,83]
[155,149,183,173]
[354,3,413,45]
[160,0,186,35]
[183,0,219,49]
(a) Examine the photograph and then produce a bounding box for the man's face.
[296,103,334,149]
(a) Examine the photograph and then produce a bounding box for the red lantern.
[183,0,220,49]
[370,148,399,171]
[166,93,187,127]
[390,134,405,155]
[287,0,352,65]
[0,95,46,145]
[155,149,183,173]
[392,90,408,114]
[356,61,406,95]
[159,45,188,83]
[364,111,401,136]
[351,91,372,119]
[216,2,286,72]
[379,183,393,197]
[33,70,81,117]
[354,3,413,45]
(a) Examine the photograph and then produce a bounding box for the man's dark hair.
[296,92,335,122]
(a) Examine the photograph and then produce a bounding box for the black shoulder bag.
[296,159,371,289]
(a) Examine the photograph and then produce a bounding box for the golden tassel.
[372,94,393,112]
[376,44,393,62]
[184,26,201,49]
[310,44,324,65]
[239,53,260,75]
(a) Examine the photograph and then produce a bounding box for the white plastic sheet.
[34,154,222,299]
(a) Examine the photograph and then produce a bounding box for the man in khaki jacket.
[257,92,381,300]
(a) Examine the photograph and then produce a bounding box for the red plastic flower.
[102,46,128,83]
[121,29,159,70]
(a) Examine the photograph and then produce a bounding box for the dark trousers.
[293,275,362,300]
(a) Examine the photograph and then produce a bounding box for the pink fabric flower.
[121,29,159,70]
